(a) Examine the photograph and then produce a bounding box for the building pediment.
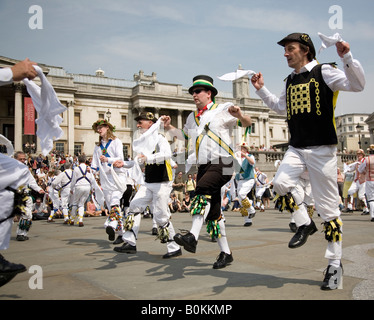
[0,55,49,74]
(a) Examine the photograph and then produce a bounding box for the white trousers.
[236,179,256,223]
[71,185,91,222]
[290,177,314,224]
[48,187,60,210]
[255,185,266,210]
[273,145,342,261]
[60,187,71,220]
[347,181,367,210]
[366,181,374,218]
[122,182,179,253]
[0,191,14,250]
[103,173,127,232]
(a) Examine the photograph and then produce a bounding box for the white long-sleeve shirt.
[182,102,237,165]
[0,68,13,86]
[51,169,73,190]
[70,163,95,189]
[256,51,365,115]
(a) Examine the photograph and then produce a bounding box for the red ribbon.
[195,105,208,118]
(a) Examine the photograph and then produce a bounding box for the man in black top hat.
[162,75,251,269]
[251,32,365,290]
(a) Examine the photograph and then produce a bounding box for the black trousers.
[120,184,134,210]
[195,157,234,221]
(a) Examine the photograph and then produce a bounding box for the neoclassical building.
[0,56,289,159]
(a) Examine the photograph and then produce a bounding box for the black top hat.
[277,33,316,60]
[188,75,218,97]
[134,112,157,123]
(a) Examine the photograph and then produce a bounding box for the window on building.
[55,142,65,153]
[98,113,104,119]
[348,117,352,122]
[251,123,256,134]
[121,115,127,128]
[7,101,14,116]
[123,144,129,159]
[74,112,81,126]
[349,126,353,131]
[74,144,82,156]
[269,128,273,138]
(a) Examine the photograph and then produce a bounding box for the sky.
[1,0,373,116]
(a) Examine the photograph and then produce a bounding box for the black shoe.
[288,220,317,249]
[162,249,182,259]
[106,226,115,241]
[113,243,137,254]
[113,236,124,244]
[16,235,26,241]
[321,264,343,290]
[213,252,233,269]
[243,222,252,227]
[0,255,26,274]
[289,222,297,233]
[151,227,158,235]
[341,208,353,213]
[174,232,197,253]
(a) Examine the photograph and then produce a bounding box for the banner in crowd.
[24,97,35,135]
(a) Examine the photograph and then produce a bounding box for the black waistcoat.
[286,64,338,148]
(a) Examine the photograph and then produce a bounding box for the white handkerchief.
[0,134,14,156]
[318,32,344,54]
[23,66,67,156]
[132,118,162,158]
[218,69,256,81]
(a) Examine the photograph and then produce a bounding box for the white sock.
[190,215,204,240]
[217,219,230,254]
[329,259,341,268]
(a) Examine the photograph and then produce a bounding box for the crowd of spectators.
[17,149,102,221]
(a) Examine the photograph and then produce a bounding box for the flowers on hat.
[92,119,116,132]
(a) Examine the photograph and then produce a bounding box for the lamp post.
[356,123,364,148]
[106,109,111,121]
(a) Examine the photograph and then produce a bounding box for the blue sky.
[1,0,373,116]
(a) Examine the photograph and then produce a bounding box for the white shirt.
[70,163,95,189]
[183,102,237,165]
[0,68,13,86]
[51,169,73,190]
[256,51,365,115]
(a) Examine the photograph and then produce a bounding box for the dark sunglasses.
[192,88,206,95]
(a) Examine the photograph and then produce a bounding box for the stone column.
[14,83,23,152]
[264,117,270,148]
[177,109,183,129]
[258,117,264,147]
[67,101,75,155]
